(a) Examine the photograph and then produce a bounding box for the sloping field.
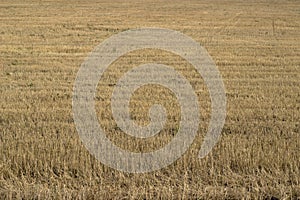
[0,0,299,199]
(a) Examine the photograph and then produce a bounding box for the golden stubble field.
[0,0,299,199]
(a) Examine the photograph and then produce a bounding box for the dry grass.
[0,0,299,199]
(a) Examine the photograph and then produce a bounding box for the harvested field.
[0,0,299,199]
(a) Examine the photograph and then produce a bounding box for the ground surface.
[0,0,299,199]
